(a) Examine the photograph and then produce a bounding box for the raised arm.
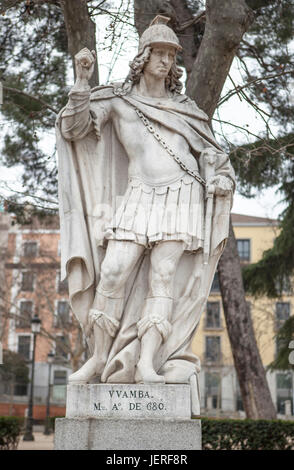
[61,48,96,141]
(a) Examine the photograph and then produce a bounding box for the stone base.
[54,417,201,450]
[65,383,193,419]
[54,383,201,450]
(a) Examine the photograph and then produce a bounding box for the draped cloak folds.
[56,84,235,402]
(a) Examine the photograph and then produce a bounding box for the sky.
[0,5,291,221]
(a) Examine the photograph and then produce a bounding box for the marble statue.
[56,16,235,395]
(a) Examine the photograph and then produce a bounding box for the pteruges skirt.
[104,173,205,251]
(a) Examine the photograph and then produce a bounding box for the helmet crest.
[138,15,182,54]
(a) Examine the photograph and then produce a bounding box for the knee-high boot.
[135,296,173,384]
[68,289,124,384]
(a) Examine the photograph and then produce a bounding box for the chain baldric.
[134,108,206,187]
[113,89,206,188]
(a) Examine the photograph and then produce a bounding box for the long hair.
[123,46,183,95]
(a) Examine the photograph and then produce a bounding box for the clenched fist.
[75,48,96,82]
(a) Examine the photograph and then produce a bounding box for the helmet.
[138,15,182,54]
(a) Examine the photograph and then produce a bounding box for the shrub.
[201,417,294,450]
[0,416,24,450]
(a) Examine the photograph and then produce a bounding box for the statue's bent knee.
[100,261,129,293]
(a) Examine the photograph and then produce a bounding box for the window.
[276,373,293,415]
[236,239,250,261]
[55,301,70,327]
[14,383,28,396]
[210,272,220,292]
[17,301,33,328]
[205,336,221,363]
[17,335,31,361]
[205,372,221,409]
[53,370,67,385]
[57,272,68,295]
[52,370,67,402]
[206,302,221,329]
[276,302,290,329]
[21,271,34,292]
[55,336,69,360]
[23,241,37,258]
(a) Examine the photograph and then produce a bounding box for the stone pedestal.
[54,384,201,450]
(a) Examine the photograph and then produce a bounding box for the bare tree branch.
[3,86,58,114]
[219,70,294,106]
[176,10,205,31]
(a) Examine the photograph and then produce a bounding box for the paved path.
[17,432,54,450]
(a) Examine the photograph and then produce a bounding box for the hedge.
[0,416,24,450]
[201,417,294,450]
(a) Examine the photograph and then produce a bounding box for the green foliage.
[239,1,294,129]
[229,131,294,297]
[0,350,30,385]
[228,1,294,299]
[0,3,69,211]
[268,316,294,370]
[0,416,24,450]
[201,417,294,450]
[230,133,294,198]
[242,158,294,297]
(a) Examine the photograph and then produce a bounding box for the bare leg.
[135,241,185,384]
[69,240,145,384]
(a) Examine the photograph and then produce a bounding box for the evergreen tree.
[0,2,68,214]
[268,316,294,371]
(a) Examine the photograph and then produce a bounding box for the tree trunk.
[60,0,99,88]
[218,220,276,418]
[134,0,277,418]
[186,0,254,119]
[186,0,276,419]
[170,0,203,82]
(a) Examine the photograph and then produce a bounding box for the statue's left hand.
[206,175,233,196]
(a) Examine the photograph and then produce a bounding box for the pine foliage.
[0,3,69,210]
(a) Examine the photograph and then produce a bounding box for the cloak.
[56,84,235,411]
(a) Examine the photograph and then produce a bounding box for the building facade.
[0,212,293,419]
[0,215,84,419]
[192,214,294,418]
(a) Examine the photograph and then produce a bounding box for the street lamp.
[23,314,41,441]
[44,351,54,435]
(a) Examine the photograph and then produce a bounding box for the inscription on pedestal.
[66,384,191,419]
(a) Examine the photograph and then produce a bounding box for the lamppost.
[44,351,54,435]
[23,314,41,441]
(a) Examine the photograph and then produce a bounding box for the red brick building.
[0,213,85,419]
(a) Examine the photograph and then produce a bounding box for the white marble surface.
[55,417,201,450]
[66,383,192,419]
[57,22,235,386]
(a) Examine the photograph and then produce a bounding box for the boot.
[68,291,124,384]
[135,296,173,384]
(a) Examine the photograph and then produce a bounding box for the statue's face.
[143,45,176,80]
